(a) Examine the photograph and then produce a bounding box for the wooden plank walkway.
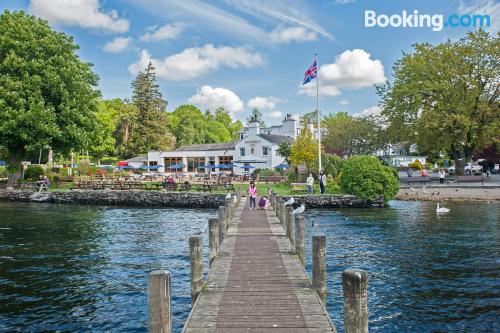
[183,197,336,333]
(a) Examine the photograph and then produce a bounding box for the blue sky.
[1,0,498,124]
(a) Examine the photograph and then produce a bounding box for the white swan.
[225,193,231,199]
[292,204,305,215]
[284,197,294,206]
[436,203,450,213]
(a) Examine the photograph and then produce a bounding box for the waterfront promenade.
[182,197,336,332]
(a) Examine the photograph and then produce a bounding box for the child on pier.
[248,181,257,209]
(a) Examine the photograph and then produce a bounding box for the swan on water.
[436,203,450,213]
[292,204,305,215]
[284,197,294,206]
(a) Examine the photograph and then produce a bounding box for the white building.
[143,115,298,175]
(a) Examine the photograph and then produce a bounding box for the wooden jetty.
[148,191,368,333]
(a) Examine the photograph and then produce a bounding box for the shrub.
[24,165,44,180]
[0,166,7,178]
[408,159,423,170]
[287,170,298,183]
[322,153,343,178]
[340,155,399,201]
[259,169,280,177]
[100,156,119,165]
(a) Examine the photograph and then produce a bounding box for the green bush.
[259,169,281,177]
[408,159,423,170]
[0,166,7,178]
[100,156,119,165]
[322,153,343,178]
[24,165,44,180]
[287,170,298,183]
[340,155,399,201]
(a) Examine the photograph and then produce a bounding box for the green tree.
[322,112,383,156]
[289,126,318,171]
[377,30,500,173]
[214,107,243,140]
[128,62,175,156]
[276,142,292,165]
[322,153,343,178]
[340,155,399,201]
[247,108,267,127]
[0,11,100,179]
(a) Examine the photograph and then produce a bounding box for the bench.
[264,176,286,184]
[290,182,308,193]
[457,175,483,185]
[407,177,431,185]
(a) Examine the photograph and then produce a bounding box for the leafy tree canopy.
[276,142,292,165]
[0,11,100,166]
[378,30,500,162]
[289,126,318,171]
[247,108,267,127]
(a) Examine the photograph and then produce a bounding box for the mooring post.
[225,198,232,221]
[275,196,280,216]
[312,234,327,304]
[295,215,305,265]
[218,206,226,245]
[189,236,203,305]
[286,206,294,244]
[148,270,172,333]
[342,269,368,333]
[232,195,237,214]
[280,202,286,225]
[208,218,218,266]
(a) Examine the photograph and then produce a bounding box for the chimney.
[247,115,260,136]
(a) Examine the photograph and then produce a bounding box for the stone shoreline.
[0,189,383,208]
[395,187,500,202]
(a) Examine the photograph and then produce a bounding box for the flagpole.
[315,53,322,172]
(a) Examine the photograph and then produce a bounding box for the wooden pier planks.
[183,198,336,333]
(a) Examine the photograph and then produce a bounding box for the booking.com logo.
[365,10,491,31]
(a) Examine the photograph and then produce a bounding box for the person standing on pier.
[248,181,257,209]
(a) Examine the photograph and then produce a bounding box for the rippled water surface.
[0,202,212,332]
[304,201,499,332]
[0,201,499,332]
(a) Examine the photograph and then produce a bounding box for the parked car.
[448,163,482,175]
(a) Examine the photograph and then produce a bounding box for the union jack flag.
[303,59,317,85]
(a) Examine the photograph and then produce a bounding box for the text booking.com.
[365,10,491,31]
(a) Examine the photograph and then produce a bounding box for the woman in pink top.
[248,181,257,209]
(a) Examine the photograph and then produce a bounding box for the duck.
[292,204,305,215]
[284,197,294,206]
[436,203,450,213]
[312,221,319,227]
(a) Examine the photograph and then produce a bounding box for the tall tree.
[276,142,292,165]
[322,112,383,156]
[0,11,100,179]
[247,108,267,127]
[377,30,500,171]
[128,62,175,156]
[289,126,318,171]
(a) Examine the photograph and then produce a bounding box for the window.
[219,156,233,165]
[262,146,269,156]
[240,148,245,156]
[240,133,244,140]
[187,157,205,172]
[164,157,182,169]
[149,161,158,166]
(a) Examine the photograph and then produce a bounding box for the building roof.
[176,142,236,152]
[126,155,147,162]
[258,134,294,145]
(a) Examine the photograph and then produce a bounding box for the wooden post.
[312,234,327,304]
[189,236,203,305]
[208,218,218,266]
[148,270,172,333]
[280,202,286,225]
[218,206,226,245]
[295,215,305,265]
[286,206,294,244]
[342,269,368,333]
[225,198,232,220]
[232,195,237,213]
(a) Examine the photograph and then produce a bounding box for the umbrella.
[239,164,255,169]
[167,163,185,170]
[140,165,161,170]
[201,164,217,169]
[274,163,289,170]
[219,164,233,169]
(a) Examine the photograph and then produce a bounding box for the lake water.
[0,201,498,332]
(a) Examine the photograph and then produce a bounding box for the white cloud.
[299,49,385,97]
[188,85,244,114]
[140,23,185,42]
[103,37,132,53]
[128,44,264,81]
[269,26,317,43]
[268,110,283,119]
[247,96,282,110]
[29,0,129,33]
[458,0,499,31]
[336,0,355,4]
[353,106,382,118]
[339,99,349,105]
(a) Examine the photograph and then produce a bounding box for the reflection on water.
[0,202,213,332]
[304,200,500,332]
[0,201,498,332]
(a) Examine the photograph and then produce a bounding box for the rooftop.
[258,134,294,144]
[176,142,236,152]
